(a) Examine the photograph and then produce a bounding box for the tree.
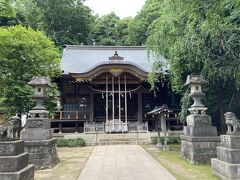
[0,0,14,17]
[147,0,240,133]
[116,17,133,46]
[14,0,95,48]
[0,25,61,117]
[128,0,162,46]
[91,12,120,46]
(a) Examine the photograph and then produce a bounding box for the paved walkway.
[78,145,176,180]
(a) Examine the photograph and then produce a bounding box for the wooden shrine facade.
[51,46,181,133]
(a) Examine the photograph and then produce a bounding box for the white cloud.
[84,0,146,18]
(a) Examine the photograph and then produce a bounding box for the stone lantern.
[28,76,51,118]
[180,75,219,164]
[185,75,208,115]
[20,76,59,169]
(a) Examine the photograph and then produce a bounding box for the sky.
[83,0,147,18]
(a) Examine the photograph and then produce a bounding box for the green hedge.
[56,138,86,147]
[151,136,181,145]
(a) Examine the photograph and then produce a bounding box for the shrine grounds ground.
[35,145,218,180]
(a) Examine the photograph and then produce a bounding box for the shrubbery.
[151,136,181,145]
[56,138,86,147]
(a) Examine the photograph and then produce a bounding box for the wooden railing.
[50,111,89,120]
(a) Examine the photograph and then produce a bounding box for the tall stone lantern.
[180,75,219,164]
[186,75,208,115]
[21,76,59,169]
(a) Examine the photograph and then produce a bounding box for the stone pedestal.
[181,114,220,164]
[21,117,60,170]
[0,140,34,180]
[211,112,240,179]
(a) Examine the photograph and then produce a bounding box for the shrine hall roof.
[61,46,168,74]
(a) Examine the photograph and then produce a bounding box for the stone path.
[78,145,176,180]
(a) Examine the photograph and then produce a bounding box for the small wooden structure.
[148,104,182,147]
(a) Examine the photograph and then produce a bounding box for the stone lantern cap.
[184,75,207,86]
[28,76,52,87]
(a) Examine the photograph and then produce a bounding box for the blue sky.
[84,0,147,18]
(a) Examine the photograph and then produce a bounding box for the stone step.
[86,140,151,146]
[98,138,150,142]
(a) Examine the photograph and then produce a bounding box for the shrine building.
[51,46,182,133]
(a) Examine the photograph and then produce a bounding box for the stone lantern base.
[180,114,220,164]
[23,139,59,170]
[0,140,34,180]
[181,136,220,164]
[211,135,240,180]
[20,118,60,170]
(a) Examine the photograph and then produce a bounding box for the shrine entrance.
[91,72,141,133]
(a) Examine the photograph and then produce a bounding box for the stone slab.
[0,141,24,156]
[24,118,50,129]
[180,135,220,142]
[216,147,240,164]
[211,158,240,179]
[78,145,176,180]
[186,114,211,127]
[181,138,219,164]
[20,129,53,141]
[0,152,28,172]
[24,138,57,146]
[220,135,240,149]
[183,126,218,137]
[0,164,34,180]
[24,138,59,170]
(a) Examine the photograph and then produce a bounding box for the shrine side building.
[51,46,182,133]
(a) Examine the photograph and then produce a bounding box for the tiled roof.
[61,46,167,74]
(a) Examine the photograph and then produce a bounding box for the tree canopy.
[0,0,15,17]
[128,0,162,46]
[146,0,240,133]
[0,25,61,116]
[12,0,95,48]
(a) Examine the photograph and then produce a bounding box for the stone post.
[20,76,59,169]
[180,75,219,164]
[211,112,240,179]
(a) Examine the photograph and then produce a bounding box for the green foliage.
[14,0,95,48]
[151,136,181,145]
[116,17,133,46]
[44,83,60,115]
[91,13,133,46]
[56,138,86,147]
[91,12,120,46]
[147,0,240,132]
[0,25,61,117]
[179,89,191,122]
[0,0,15,17]
[128,0,163,45]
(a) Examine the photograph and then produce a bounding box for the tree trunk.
[216,91,226,134]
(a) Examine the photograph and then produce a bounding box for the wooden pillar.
[124,75,127,124]
[138,91,143,123]
[75,122,78,133]
[112,76,115,128]
[106,76,108,122]
[59,123,62,134]
[118,76,121,123]
[90,92,94,123]
[161,114,167,146]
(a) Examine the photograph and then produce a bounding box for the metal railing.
[84,122,105,133]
